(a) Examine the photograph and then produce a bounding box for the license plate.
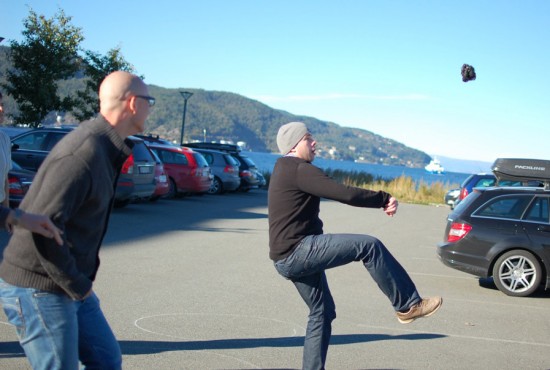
[139,166,152,174]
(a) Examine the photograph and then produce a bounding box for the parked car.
[183,142,261,192]
[10,126,74,171]
[8,160,34,208]
[149,149,170,201]
[10,127,156,207]
[114,136,157,207]
[147,143,212,197]
[191,148,240,194]
[232,153,261,191]
[444,188,460,209]
[256,170,267,188]
[457,173,497,205]
[437,158,550,297]
[455,173,532,208]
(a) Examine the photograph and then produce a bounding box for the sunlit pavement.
[1,191,549,369]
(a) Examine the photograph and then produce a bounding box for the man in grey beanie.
[268,122,442,370]
[276,121,309,155]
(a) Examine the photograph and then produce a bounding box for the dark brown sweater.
[0,116,132,300]
[268,156,391,261]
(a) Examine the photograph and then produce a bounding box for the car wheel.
[208,177,223,195]
[166,178,177,198]
[492,250,542,297]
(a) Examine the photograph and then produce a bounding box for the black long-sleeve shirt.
[268,156,391,261]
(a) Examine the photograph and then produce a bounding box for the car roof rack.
[492,158,550,190]
[184,142,241,153]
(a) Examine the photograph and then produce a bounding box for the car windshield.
[474,178,496,187]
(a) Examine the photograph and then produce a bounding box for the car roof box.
[184,142,241,153]
[492,158,550,189]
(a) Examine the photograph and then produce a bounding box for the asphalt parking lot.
[1,190,549,369]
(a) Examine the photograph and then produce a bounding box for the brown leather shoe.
[396,297,443,324]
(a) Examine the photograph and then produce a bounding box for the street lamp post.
[179,91,193,146]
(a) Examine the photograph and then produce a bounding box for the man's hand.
[14,210,64,245]
[384,196,398,217]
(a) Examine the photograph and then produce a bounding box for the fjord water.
[247,151,470,187]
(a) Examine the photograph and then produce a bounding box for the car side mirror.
[11,143,19,152]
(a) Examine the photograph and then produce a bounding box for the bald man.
[0,71,154,369]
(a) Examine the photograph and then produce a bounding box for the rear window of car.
[241,155,257,168]
[153,148,188,165]
[193,153,208,167]
[474,195,533,220]
[131,141,154,162]
[224,154,239,166]
[199,152,214,165]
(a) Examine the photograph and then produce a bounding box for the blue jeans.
[0,279,122,370]
[274,234,421,370]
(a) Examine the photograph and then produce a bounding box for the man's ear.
[128,96,138,114]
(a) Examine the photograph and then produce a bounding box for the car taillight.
[459,188,468,200]
[121,154,134,174]
[224,165,235,174]
[8,177,24,195]
[241,170,252,177]
[447,222,472,242]
[191,168,207,177]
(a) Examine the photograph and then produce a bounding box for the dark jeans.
[274,233,421,370]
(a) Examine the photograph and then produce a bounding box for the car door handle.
[536,225,550,232]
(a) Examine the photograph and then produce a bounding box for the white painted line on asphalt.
[131,312,307,369]
[133,312,306,340]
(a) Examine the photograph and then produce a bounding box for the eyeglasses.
[134,95,156,107]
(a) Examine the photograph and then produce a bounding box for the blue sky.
[2,1,549,163]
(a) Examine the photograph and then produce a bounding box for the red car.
[147,144,212,197]
[8,161,34,208]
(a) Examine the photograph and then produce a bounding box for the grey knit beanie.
[276,122,308,155]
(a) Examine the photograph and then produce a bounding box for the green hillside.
[143,86,430,167]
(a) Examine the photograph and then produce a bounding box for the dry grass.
[372,176,453,205]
